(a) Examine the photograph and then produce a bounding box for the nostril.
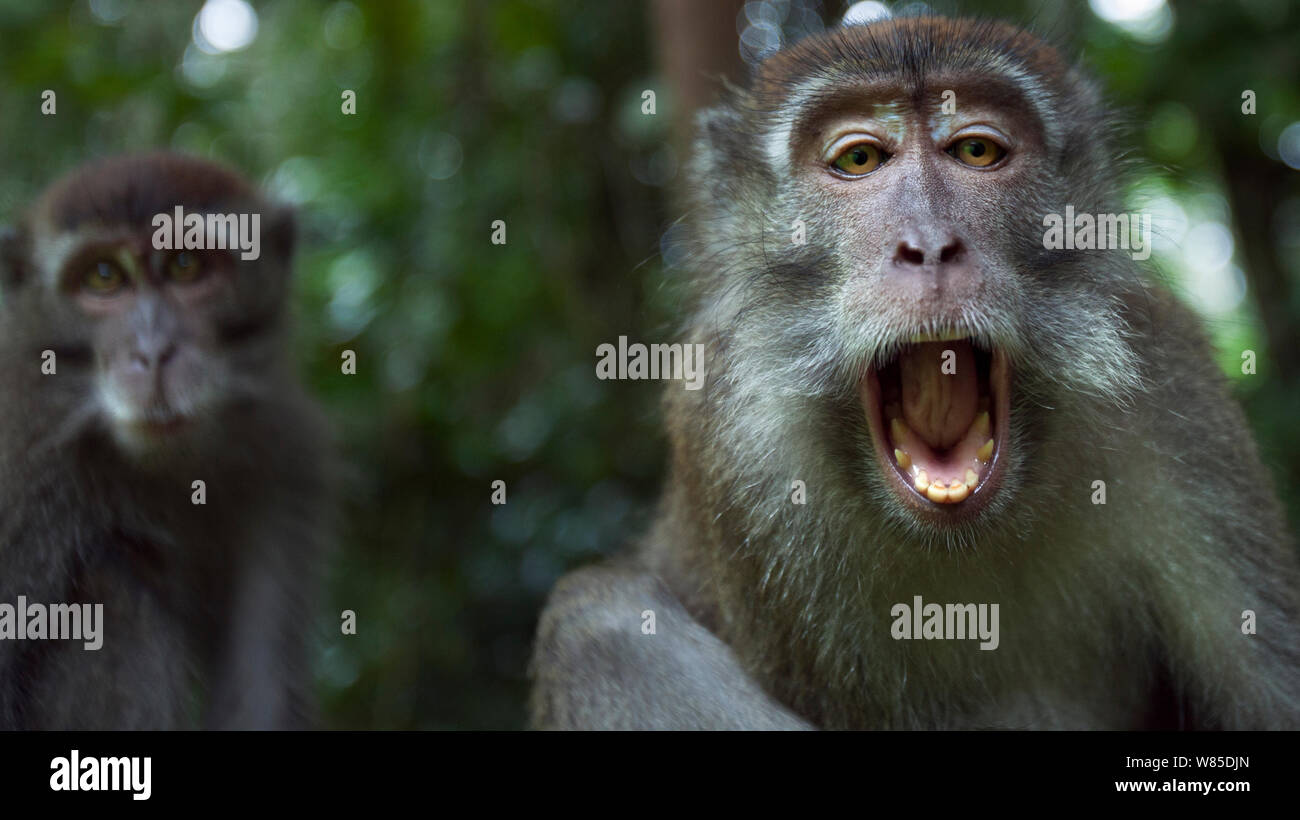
[938,241,964,264]
[895,243,925,266]
[129,343,177,371]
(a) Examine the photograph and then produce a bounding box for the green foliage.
[1,0,1296,727]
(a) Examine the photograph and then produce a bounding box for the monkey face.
[1,153,296,463]
[683,18,1143,540]
[787,81,1040,521]
[67,241,236,453]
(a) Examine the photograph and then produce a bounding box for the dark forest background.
[0,0,1296,728]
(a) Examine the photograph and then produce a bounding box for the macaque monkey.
[532,16,1300,729]
[0,153,331,729]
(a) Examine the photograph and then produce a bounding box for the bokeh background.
[0,0,1296,728]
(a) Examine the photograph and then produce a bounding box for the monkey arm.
[206,401,331,731]
[205,503,326,731]
[529,562,813,730]
[206,543,317,730]
[11,543,191,730]
[1132,291,1300,729]
[1145,543,1300,731]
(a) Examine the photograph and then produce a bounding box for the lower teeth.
[890,414,993,505]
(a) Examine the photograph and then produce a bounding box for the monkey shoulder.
[531,560,813,730]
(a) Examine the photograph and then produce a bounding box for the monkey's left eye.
[167,251,204,283]
[82,261,126,295]
[831,143,887,177]
[949,137,1006,168]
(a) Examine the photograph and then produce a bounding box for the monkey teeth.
[891,417,910,443]
[866,341,1005,508]
[889,409,993,505]
[949,478,969,496]
[921,479,969,503]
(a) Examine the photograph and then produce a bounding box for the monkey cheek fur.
[861,344,1011,524]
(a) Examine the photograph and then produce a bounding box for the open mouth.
[860,332,1010,516]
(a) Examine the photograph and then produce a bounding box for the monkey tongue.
[898,341,979,450]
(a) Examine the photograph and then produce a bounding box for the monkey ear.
[690,101,752,192]
[0,225,26,287]
[263,205,297,266]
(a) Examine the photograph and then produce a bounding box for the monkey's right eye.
[167,251,204,283]
[830,143,886,177]
[82,261,126,295]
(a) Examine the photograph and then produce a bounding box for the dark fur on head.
[6,152,294,281]
[36,152,258,231]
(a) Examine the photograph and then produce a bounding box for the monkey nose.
[893,237,966,268]
[129,340,178,372]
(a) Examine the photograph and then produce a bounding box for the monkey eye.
[830,143,888,177]
[82,260,127,295]
[948,137,1006,168]
[167,251,204,283]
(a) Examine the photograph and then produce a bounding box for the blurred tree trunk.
[1218,146,1300,383]
[651,0,747,155]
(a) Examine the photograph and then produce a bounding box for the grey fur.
[532,18,1300,730]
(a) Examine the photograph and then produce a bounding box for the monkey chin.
[859,335,1010,524]
[109,412,200,461]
